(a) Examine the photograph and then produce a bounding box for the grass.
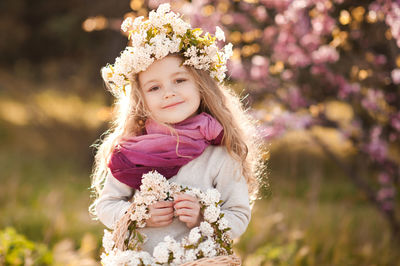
[237,197,399,266]
[0,150,103,247]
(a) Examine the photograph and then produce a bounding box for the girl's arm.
[214,152,252,239]
[96,173,135,229]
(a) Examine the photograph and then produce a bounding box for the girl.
[90,3,263,256]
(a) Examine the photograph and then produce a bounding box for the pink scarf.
[107,112,223,189]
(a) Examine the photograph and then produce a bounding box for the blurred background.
[0,0,399,265]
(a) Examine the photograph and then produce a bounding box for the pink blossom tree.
[113,0,400,238]
[164,0,400,238]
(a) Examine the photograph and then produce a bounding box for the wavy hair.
[89,54,264,217]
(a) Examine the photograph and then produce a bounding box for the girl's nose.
[163,84,176,99]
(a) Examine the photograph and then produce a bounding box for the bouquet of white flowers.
[100,171,239,266]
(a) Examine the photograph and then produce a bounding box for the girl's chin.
[157,111,198,124]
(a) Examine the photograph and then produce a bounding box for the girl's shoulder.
[202,145,240,168]
[202,145,228,159]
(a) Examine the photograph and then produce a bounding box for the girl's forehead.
[138,56,189,85]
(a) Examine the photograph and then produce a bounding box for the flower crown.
[101,3,233,97]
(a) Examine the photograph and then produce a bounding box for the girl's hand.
[145,201,174,227]
[173,194,202,229]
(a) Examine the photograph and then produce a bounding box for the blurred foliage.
[0,227,52,265]
[0,0,129,66]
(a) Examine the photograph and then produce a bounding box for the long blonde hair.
[89,54,264,217]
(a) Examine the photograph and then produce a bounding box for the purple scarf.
[107,112,223,189]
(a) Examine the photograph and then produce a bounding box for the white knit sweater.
[96,145,251,254]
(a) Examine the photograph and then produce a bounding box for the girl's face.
[138,56,201,124]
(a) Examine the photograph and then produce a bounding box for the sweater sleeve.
[95,173,135,229]
[213,151,251,239]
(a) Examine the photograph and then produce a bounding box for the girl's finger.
[175,208,197,217]
[174,194,197,203]
[150,207,174,216]
[152,201,173,208]
[151,213,174,223]
[174,200,199,210]
[178,215,195,224]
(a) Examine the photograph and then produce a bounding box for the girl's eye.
[149,86,160,92]
[176,79,186,84]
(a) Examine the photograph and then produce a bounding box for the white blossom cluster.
[100,170,233,265]
[102,230,155,265]
[101,3,233,98]
[130,171,175,227]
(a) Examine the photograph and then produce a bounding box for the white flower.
[184,249,198,262]
[204,44,218,61]
[202,189,221,205]
[188,227,201,244]
[162,236,184,264]
[184,46,198,58]
[215,26,225,41]
[198,239,217,257]
[223,43,233,60]
[133,192,156,205]
[199,221,214,237]
[101,248,150,266]
[138,251,155,265]
[156,3,171,15]
[171,20,190,35]
[191,188,202,197]
[153,242,170,264]
[204,205,220,223]
[101,66,113,82]
[129,31,146,46]
[169,183,182,195]
[140,171,170,199]
[218,217,229,230]
[130,204,149,222]
[102,230,115,253]
[121,17,133,32]
[132,16,144,29]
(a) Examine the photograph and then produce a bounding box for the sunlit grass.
[236,179,399,266]
[0,91,110,129]
[0,151,103,246]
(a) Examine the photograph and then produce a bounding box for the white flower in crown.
[215,26,225,41]
[121,17,133,32]
[101,3,233,97]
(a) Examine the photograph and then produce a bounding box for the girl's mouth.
[162,101,184,109]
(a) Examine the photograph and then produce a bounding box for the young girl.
[90,3,262,257]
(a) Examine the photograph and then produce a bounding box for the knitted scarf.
[107,112,223,189]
